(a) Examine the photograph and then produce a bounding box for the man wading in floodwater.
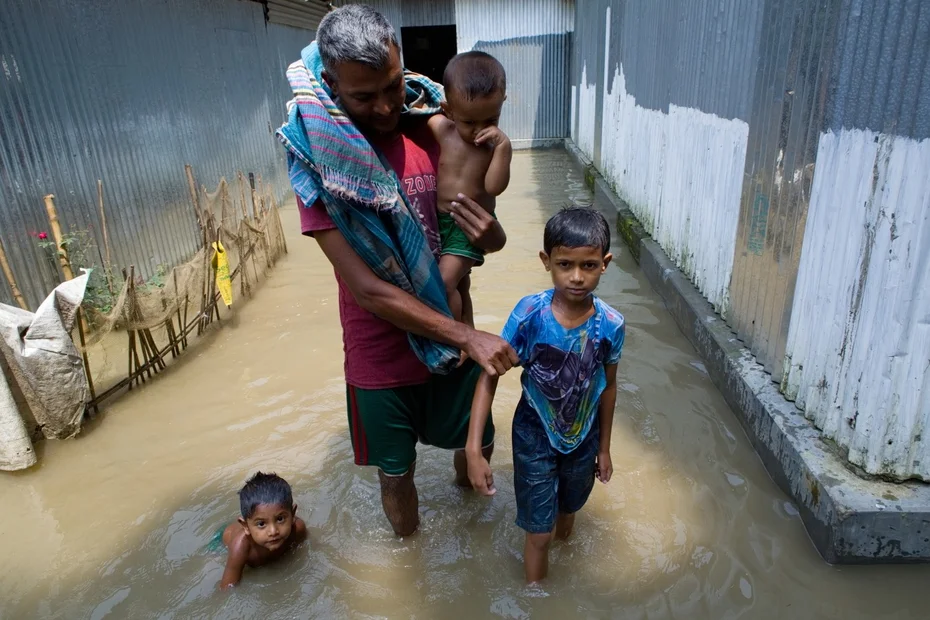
[277,5,518,536]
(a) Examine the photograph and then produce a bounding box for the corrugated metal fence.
[0,0,313,309]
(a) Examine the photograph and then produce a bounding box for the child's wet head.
[237,472,297,550]
[540,207,613,303]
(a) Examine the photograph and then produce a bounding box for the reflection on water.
[2,151,928,619]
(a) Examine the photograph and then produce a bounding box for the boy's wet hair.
[442,51,506,101]
[544,206,611,256]
[238,472,293,518]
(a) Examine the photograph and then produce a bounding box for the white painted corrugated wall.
[570,65,597,163]
[572,6,747,314]
[783,130,930,481]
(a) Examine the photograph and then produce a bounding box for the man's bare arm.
[314,227,518,376]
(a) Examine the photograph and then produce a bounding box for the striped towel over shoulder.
[276,42,459,375]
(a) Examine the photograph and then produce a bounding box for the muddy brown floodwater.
[2,150,929,619]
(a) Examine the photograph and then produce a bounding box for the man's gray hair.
[317,5,399,77]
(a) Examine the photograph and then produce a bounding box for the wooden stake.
[273,196,288,255]
[127,329,137,389]
[96,179,115,295]
[173,269,187,349]
[248,172,258,221]
[211,227,222,323]
[44,194,92,337]
[185,164,203,229]
[0,236,28,309]
[256,175,267,216]
[43,194,75,281]
[75,308,97,414]
[271,194,287,255]
[121,269,133,389]
[128,267,154,381]
[142,327,165,372]
[182,293,189,348]
[196,190,213,336]
[237,172,250,222]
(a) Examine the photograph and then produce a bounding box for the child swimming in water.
[218,472,307,589]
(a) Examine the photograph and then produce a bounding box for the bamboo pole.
[173,269,187,349]
[182,293,189,348]
[240,175,260,281]
[248,172,258,221]
[128,267,155,381]
[142,327,165,372]
[131,272,165,374]
[0,236,28,310]
[43,194,96,401]
[226,184,249,298]
[211,227,222,323]
[256,174,269,217]
[185,164,203,229]
[271,194,288,255]
[96,179,115,295]
[164,319,177,359]
[127,328,136,390]
[123,268,144,388]
[197,194,211,335]
[237,172,250,222]
[75,307,97,414]
[43,194,74,281]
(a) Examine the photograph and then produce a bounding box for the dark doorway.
[400,25,457,84]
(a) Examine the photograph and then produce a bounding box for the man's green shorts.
[346,360,495,476]
[438,212,486,265]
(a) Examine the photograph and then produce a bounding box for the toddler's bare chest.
[437,141,493,194]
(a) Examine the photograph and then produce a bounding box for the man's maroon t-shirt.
[300,120,441,389]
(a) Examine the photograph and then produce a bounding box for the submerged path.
[1,151,927,619]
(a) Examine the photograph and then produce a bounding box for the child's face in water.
[239,503,296,551]
[442,90,506,144]
[540,246,612,304]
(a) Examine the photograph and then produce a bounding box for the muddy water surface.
[2,151,928,619]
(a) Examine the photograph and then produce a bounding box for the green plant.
[142,263,169,290]
[35,228,116,315]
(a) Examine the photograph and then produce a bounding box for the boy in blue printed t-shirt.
[465,206,625,583]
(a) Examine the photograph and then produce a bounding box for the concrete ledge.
[564,140,930,563]
[512,138,564,151]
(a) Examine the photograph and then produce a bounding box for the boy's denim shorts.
[512,397,599,534]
